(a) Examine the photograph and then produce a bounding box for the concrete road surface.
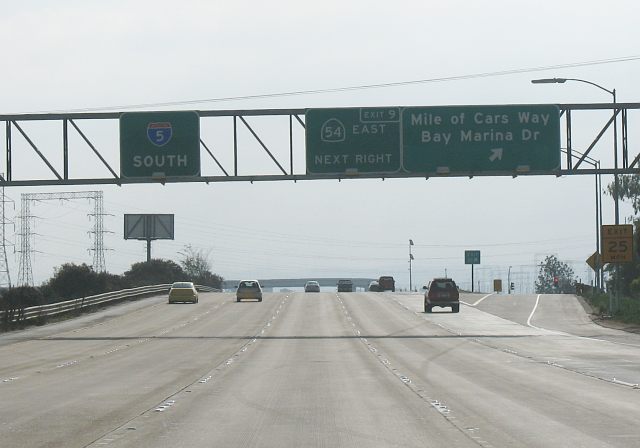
[1,291,639,447]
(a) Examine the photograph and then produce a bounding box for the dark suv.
[337,279,353,292]
[424,278,459,313]
[378,276,395,292]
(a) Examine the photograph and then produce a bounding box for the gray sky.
[1,0,638,290]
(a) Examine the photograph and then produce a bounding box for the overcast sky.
[1,0,639,291]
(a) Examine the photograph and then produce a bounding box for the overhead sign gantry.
[0,102,637,186]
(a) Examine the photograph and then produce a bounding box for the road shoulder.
[578,294,640,334]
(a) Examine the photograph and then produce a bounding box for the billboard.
[124,214,174,240]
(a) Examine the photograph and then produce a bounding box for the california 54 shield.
[147,122,173,147]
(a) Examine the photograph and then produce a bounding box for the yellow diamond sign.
[586,251,601,271]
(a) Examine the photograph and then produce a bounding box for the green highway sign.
[305,107,402,174]
[120,111,200,178]
[402,105,560,173]
[465,250,481,265]
[305,105,561,176]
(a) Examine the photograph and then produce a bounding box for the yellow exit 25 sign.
[601,224,634,263]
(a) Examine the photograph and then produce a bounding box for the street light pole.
[507,265,512,294]
[530,77,619,225]
[409,239,414,292]
[595,161,601,289]
[567,150,602,289]
[598,161,604,289]
[613,88,619,225]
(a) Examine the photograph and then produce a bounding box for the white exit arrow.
[489,148,503,162]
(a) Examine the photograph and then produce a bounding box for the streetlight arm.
[531,77,614,98]
[563,78,615,98]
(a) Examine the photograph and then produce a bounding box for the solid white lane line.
[463,293,496,307]
[526,294,542,328]
[518,295,640,348]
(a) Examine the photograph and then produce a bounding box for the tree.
[178,245,223,288]
[123,259,186,287]
[535,255,576,294]
[607,174,640,214]
[45,263,101,299]
[179,245,211,279]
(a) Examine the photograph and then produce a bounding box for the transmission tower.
[0,184,14,288]
[88,191,107,272]
[17,191,108,286]
[17,195,33,286]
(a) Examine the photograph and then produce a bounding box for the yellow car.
[236,280,262,302]
[168,282,199,303]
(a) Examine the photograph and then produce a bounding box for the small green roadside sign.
[402,105,560,173]
[465,250,481,265]
[305,107,402,175]
[120,111,200,178]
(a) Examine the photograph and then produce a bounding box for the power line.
[38,54,640,114]
[106,197,591,250]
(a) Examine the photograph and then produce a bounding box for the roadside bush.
[45,263,102,300]
[582,292,610,315]
[94,271,130,292]
[629,278,640,297]
[193,271,223,288]
[1,286,45,309]
[615,297,640,324]
[582,291,640,324]
[123,259,185,287]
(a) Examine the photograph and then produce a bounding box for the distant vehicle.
[236,280,263,302]
[304,281,320,292]
[337,279,353,292]
[423,278,459,313]
[168,282,199,304]
[368,281,382,292]
[378,276,395,292]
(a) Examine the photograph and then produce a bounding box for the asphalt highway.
[1,291,639,447]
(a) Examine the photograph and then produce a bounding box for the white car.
[236,280,263,302]
[304,281,320,292]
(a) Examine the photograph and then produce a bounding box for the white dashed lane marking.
[335,293,495,448]
[89,295,291,446]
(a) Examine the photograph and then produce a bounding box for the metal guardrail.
[2,284,221,323]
